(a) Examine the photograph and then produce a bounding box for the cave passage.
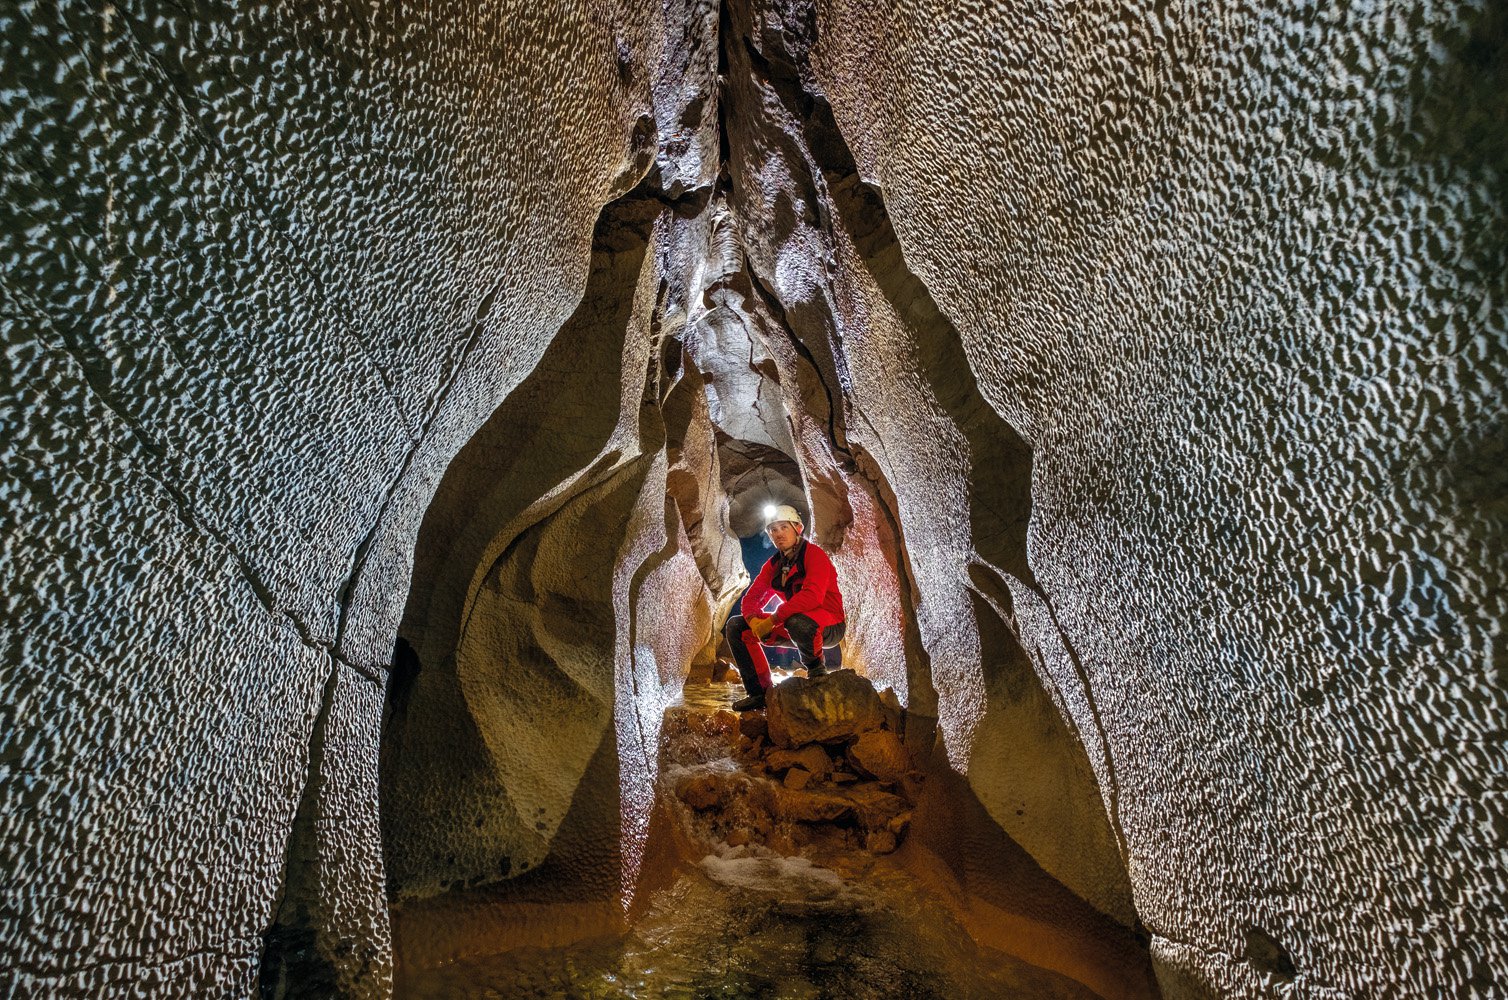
[364,2,1158,999]
[2,0,1499,992]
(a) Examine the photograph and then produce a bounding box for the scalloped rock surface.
[3,0,1503,998]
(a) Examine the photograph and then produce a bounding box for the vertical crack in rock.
[1024,582,1131,863]
[258,664,343,1000]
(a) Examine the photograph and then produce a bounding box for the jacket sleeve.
[740,559,777,618]
[771,545,836,625]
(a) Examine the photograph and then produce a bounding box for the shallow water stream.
[401,681,1100,1000]
[403,847,1097,1000]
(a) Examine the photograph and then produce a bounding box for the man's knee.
[784,614,818,643]
[723,615,748,641]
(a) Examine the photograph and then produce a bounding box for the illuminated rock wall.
[1,2,661,995]
[810,0,1507,995]
[3,0,1503,997]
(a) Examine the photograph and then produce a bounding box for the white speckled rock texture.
[809,0,1507,994]
[4,0,1504,996]
[1,1,663,996]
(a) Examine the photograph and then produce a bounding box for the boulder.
[738,712,769,741]
[770,786,854,824]
[765,672,886,748]
[765,745,833,779]
[847,730,909,784]
[843,783,909,831]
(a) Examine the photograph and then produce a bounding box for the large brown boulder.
[847,730,909,785]
[765,672,886,748]
[769,786,854,824]
[765,745,834,779]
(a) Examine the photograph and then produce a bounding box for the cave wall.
[809,0,1508,995]
[0,1,662,995]
[4,0,1504,997]
[713,0,1134,929]
[382,186,728,915]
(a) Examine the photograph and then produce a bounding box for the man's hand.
[748,615,777,641]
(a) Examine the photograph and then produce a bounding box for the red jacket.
[741,538,845,628]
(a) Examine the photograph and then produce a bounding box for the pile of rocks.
[673,671,921,855]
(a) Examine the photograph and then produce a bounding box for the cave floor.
[399,848,1097,999]
[399,679,1100,1000]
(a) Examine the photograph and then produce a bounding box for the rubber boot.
[732,689,766,712]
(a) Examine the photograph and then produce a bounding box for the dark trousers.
[723,613,846,695]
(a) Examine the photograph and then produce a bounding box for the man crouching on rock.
[724,504,846,712]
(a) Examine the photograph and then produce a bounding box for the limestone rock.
[765,672,886,748]
[843,784,909,832]
[847,731,908,784]
[769,787,853,824]
[765,745,833,779]
[7,0,1499,992]
[738,713,769,741]
[676,773,731,812]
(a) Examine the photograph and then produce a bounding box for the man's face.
[766,520,802,553]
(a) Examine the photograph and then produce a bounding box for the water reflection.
[402,678,1098,999]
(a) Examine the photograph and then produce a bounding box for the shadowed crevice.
[258,665,354,999]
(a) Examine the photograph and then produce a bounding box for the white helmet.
[763,504,804,529]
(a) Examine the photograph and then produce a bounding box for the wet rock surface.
[674,672,914,856]
[766,671,889,749]
[400,850,1101,1000]
[400,679,1114,1000]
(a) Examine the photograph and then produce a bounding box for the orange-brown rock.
[676,774,726,812]
[847,730,909,784]
[783,769,813,790]
[765,745,833,779]
[769,786,854,824]
[737,713,769,741]
[765,672,886,748]
[844,784,909,832]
